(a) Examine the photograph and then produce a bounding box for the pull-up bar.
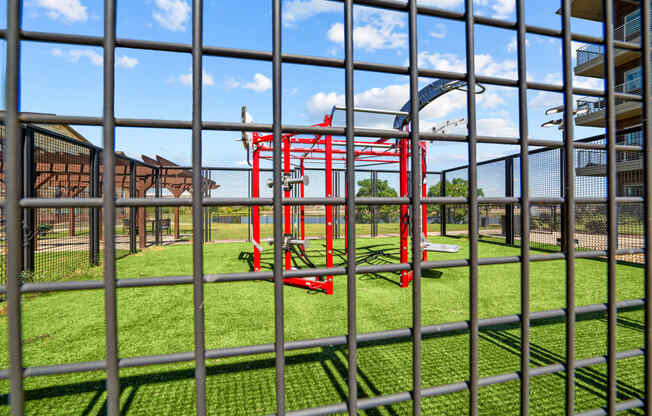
[330,105,409,118]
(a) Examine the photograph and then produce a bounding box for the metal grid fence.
[1,0,651,415]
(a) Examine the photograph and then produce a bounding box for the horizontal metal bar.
[17,247,644,295]
[2,298,643,382]
[22,195,644,209]
[332,106,408,116]
[281,347,644,416]
[575,399,645,416]
[13,112,642,159]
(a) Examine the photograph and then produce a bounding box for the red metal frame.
[250,114,424,294]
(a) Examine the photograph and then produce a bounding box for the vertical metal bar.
[464,0,479,414]
[191,0,207,414]
[155,168,160,245]
[344,0,357,412]
[272,0,286,412]
[601,0,617,413]
[92,150,100,265]
[560,148,567,252]
[408,1,422,413]
[561,0,577,413]
[5,1,24,411]
[370,171,376,238]
[515,1,530,413]
[129,161,137,254]
[102,0,120,413]
[89,148,96,265]
[641,0,652,412]
[504,157,514,247]
[248,169,252,243]
[24,127,35,272]
[441,171,446,236]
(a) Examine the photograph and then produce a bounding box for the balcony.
[575,16,642,78]
[575,132,643,177]
[575,78,643,127]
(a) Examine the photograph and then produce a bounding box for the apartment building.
[571,0,644,197]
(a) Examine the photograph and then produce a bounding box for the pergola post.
[138,186,147,249]
[155,167,161,245]
[174,206,180,240]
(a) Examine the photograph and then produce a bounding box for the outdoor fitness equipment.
[243,78,481,293]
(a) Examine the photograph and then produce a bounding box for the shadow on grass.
[480,329,644,407]
[4,306,644,414]
[239,243,442,289]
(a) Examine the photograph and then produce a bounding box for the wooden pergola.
[24,147,217,250]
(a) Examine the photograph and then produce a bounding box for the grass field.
[0,236,645,415]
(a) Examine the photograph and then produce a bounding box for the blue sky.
[2,0,609,197]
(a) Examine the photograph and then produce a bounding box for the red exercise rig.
[247,107,429,295]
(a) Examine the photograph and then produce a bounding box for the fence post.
[129,160,137,253]
[371,171,376,237]
[89,148,98,265]
[560,148,567,251]
[441,171,447,236]
[155,167,161,245]
[505,157,514,246]
[22,127,33,273]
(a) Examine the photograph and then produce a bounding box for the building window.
[625,184,643,197]
[624,66,642,93]
[625,9,641,39]
[624,130,642,146]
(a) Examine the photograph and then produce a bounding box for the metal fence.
[1,1,650,416]
[0,124,171,284]
[441,131,646,262]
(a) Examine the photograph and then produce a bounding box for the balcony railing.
[576,15,643,66]
[576,77,642,116]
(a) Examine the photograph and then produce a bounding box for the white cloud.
[283,0,340,27]
[52,48,138,69]
[178,69,215,86]
[488,0,515,19]
[477,91,504,109]
[417,51,516,79]
[68,49,103,66]
[36,0,88,23]
[429,24,447,39]
[506,37,530,52]
[153,0,190,32]
[117,55,138,69]
[244,73,272,92]
[224,73,271,92]
[477,117,518,137]
[327,22,407,51]
[307,82,467,126]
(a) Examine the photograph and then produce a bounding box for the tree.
[427,178,484,223]
[355,178,399,223]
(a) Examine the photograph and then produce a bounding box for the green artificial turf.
[0,236,645,415]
